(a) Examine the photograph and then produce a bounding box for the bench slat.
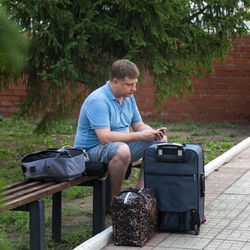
[2,182,57,203]
[4,181,51,196]
[2,175,97,211]
[4,179,31,189]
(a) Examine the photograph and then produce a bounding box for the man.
[74,59,166,204]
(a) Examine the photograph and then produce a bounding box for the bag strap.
[16,153,24,160]
[62,146,90,161]
[120,188,147,203]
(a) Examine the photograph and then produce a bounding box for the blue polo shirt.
[74,81,142,149]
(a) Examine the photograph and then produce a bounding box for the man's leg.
[108,144,130,204]
[128,140,156,189]
[136,161,144,189]
[87,142,130,206]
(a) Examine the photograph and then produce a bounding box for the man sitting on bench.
[74,59,166,205]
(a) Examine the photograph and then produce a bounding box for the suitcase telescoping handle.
[155,143,185,163]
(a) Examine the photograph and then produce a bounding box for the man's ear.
[112,78,118,86]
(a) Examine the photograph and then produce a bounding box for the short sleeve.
[85,99,110,129]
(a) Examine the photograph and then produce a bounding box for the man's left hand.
[155,129,167,142]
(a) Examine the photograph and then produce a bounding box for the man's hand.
[155,128,167,142]
[132,121,167,142]
[140,129,160,141]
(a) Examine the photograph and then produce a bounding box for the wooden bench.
[1,175,107,250]
[1,159,142,250]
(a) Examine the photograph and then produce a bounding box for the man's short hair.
[110,59,139,80]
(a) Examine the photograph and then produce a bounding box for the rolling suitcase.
[144,143,205,235]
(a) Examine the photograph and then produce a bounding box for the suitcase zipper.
[146,172,197,179]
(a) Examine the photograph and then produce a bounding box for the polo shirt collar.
[104,80,118,101]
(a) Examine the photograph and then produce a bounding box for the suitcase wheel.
[194,224,199,235]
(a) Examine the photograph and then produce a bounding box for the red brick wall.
[0,79,26,118]
[136,35,250,123]
[1,35,249,123]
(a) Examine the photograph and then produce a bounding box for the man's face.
[116,77,137,97]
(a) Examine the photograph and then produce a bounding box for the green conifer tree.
[0,1,249,129]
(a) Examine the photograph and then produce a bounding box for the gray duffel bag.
[18,147,88,182]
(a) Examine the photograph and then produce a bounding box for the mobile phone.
[159,126,167,132]
[159,126,167,130]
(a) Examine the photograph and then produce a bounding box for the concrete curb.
[73,137,250,250]
[73,226,113,250]
[205,136,250,176]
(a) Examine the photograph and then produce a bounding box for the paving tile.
[145,232,170,247]
[156,235,179,247]
[212,240,246,249]
[158,235,211,249]
[215,229,234,240]
[227,229,250,241]
[242,242,250,249]
[203,239,224,249]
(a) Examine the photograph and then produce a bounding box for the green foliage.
[0,7,29,88]
[0,179,13,250]
[0,0,249,128]
[0,231,13,250]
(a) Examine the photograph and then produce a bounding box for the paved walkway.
[103,145,250,250]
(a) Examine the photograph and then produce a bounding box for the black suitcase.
[144,143,205,235]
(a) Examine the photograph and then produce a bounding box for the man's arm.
[95,121,166,145]
[95,126,158,145]
[131,121,154,132]
[132,121,166,141]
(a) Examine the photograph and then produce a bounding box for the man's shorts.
[86,140,156,164]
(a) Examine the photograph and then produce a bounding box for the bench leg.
[92,179,106,235]
[105,177,112,209]
[29,200,45,250]
[52,191,62,242]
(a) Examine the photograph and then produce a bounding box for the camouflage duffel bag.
[112,188,157,247]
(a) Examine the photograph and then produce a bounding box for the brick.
[213,95,229,101]
[233,45,250,51]
[214,71,232,77]
[232,71,248,78]
[0,107,9,112]
[221,89,244,95]
[0,90,13,95]
[241,52,250,58]
[232,58,250,64]
[237,64,250,71]
[221,64,238,70]
[227,52,242,58]
[12,90,26,96]
[230,83,248,89]
[0,101,13,107]
[229,78,250,85]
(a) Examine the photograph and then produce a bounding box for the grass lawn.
[0,118,249,249]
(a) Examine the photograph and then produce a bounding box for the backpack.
[18,148,87,182]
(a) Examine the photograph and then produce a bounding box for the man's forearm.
[133,122,153,132]
[107,131,145,143]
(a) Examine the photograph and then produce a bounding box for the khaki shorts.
[86,140,156,164]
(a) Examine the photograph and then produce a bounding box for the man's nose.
[131,85,136,91]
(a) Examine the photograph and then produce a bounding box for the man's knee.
[113,144,131,164]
